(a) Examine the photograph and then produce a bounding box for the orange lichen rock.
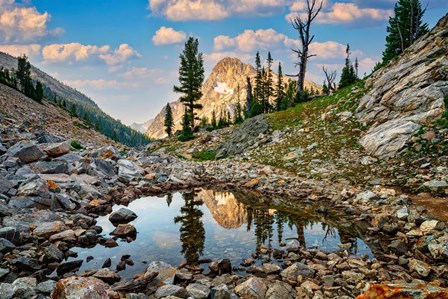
[356,283,448,299]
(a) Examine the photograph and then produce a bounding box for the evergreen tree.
[275,62,285,111]
[173,37,205,132]
[245,77,253,117]
[234,102,244,124]
[178,107,194,141]
[264,52,274,113]
[254,52,262,105]
[35,81,44,103]
[339,44,357,89]
[383,0,428,64]
[164,103,174,137]
[322,81,329,95]
[211,110,217,128]
[16,54,31,93]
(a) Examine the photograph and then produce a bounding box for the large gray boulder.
[7,141,43,164]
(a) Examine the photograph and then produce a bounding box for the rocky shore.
[1,114,448,299]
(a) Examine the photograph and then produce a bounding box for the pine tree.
[163,103,174,138]
[275,62,285,111]
[245,77,253,117]
[35,81,44,103]
[173,37,205,132]
[211,110,217,128]
[178,107,194,141]
[254,52,262,104]
[339,44,357,89]
[383,0,428,64]
[265,52,274,113]
[16,54,31,93]
[322,81,329,95]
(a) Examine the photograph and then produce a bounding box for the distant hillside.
[146,57,321,139]
[130,119,154,133]
[0,52,97,109]
[0,52,149,147]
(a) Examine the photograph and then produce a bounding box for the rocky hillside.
[0,83,115,148]
[146,57,320,139]
[357,14,448,158]
[0,52,98,109]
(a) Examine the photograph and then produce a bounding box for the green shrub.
[70,140,83,150]
[192,150,217,161]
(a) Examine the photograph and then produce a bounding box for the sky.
[0,0,446,125]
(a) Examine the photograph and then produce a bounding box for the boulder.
[118,159,144,180]
[266,281,295,299]
[0,238,15,254]
[56,260,83,276]
[280,263,315,285]
[235,277,267,299]
[32,161,68,174]
[144,261,176,286]
[186,283,210,299]
[52,276,117,299]
[93,268,121,284]
[7,141,43,164]
[11,277,37,298]
[110,224,136,237]
[44,142,71,157]
[17,179,49,196]
[34,221,66,238]
[155,285,188,299]
[109,208,138,224]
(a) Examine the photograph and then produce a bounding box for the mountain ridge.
[146,57,321,139]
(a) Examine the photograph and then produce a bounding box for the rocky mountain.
[356,14,448,158]
[146,57,320,139]
[0,52,149,147]
[0,52,98,109]
[130,119,154,134]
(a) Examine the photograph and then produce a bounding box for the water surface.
[70,189,373,279]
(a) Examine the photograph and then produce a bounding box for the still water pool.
[70,189,373,279]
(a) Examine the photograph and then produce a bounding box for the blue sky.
[0,0,446,125]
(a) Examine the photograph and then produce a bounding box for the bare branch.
[322,65,337,94]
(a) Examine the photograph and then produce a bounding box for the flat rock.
[92,268,121,284]
[34,221,66,238]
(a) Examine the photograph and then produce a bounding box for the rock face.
[356,282,448,299]
[146,57,320,139]
[356,14,448,158]
[217,115,270,158]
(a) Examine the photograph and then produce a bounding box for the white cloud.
[99,44,141,66]
[148,0,286,21]
[42,43,110,63]
[64,79,137,90]
[0,44,41,57]
[0,4,63,43]
[152,26,186,46]
[214,28,297,53]
[286,1,392,26]
[42,43,140,70]
[121,67,177,84]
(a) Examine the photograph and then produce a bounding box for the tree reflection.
[166,193,173,207]
[174,191,205,265]
[254,209,274,254]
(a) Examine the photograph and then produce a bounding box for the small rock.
[93,268,121,284]
[111,224,137,237]
[186,283,210,299]
[409,258,431,277]
[109,207,138,224]
[235,277,267,299]
[155,285,188,299]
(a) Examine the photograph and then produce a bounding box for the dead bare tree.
[288,0,323,96]
[322,65,337,94]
